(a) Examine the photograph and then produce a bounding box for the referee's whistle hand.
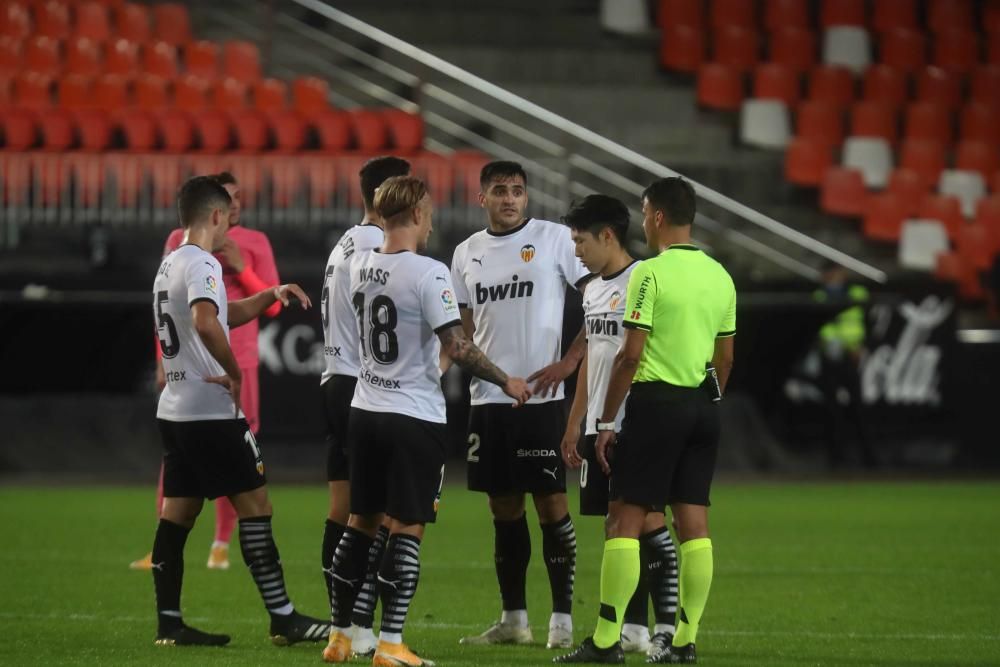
[595,431,615,476]
[503,377,532,408]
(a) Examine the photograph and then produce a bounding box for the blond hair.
[373,175,429,226]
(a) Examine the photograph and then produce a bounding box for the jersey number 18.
[352,293,399,365]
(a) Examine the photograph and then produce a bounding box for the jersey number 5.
[155,291,180,359]
[352,293,399,364]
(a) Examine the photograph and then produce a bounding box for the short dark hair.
[210,171,238,187]
[642,177,696,227]
[480,160,528,189]
[177,176,232,229]
[360,156,411,209]
[562,194,630,244]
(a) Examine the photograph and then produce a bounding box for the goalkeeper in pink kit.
[131,172,281,571]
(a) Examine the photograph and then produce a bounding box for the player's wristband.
[596,420,616,432]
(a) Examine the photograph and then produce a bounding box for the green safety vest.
[813,284,869,352]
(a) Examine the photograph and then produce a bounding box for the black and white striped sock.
[541,514,577,615]
[330,526,373,629]
[351,524,388,629]
[238,516,294,617]
[641,526,678,634]
[377,533,421,644]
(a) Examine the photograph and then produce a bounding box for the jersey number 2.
[155,291,180,359]
[352,293,399,364]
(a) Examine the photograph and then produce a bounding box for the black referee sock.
[494,514,531,612]
[151,519,191,633]
[540,514,577,615]
[352,524,389,629]
[321,519,346,613]
[377,533,422,642]
[329,526,373,629]
[624,550,651,627]
[641,526,679,632]
[238,516,294,618]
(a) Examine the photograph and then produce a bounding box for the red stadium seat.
[74,108,111,150]
[211,76,247,110]
[75,2,111,42]
[933,30,978,74]
[348,109,388,151]
[159,109,193,152]
[660,24,704,73]
[291,76,329,118]
[753,62,800,105]
[105,38,138,76]
[269,110,305,152]
[696,62,744,110]
[769,27,816,72]
[39,107,73,150]
[142,41,178,79]
[184,40,219,81]
[956,142,999,180]
[1,107,37,150]
[976,195,1000,228]
[714,25,759,71]
[904,102,951,143]
[134,73,168,110]
[657,0,703,30]
[795,100,844,146]
[807,65,855,106]
[34,0,70,39]
[66,37,101,77]
[820,0,866,28]
[253,78,287,113]
[863,192,909,241]
[880,28,926,73]
[988,2,1000,36]
[383,109,424,153]
[266,154,306,207]
[765,0,809,31]
[872,0,917,32]
[784,137,832,186]
[956,222,995,271]
[989,39,1000,66]
[232,109,268,152]
[850,101,898,144]
[193,110,231,152]
[174,74,209,112]
[927,0,972,34]
[313,109,351,152]
[0,3,30,41]
[24,36,60,76]
[934,251,984,301]
[117,3,150,43]
[0,36,22,76]
[861,64,908,107]
[92,73,128,110]
[57,74,91,110]
[970,66,1000,106]
[120,108,157,151]
[710,0,755,29]
[887,167,929,214]
[223,41,261,81]
[920,193,964,239]
[13,72,52,109]
[899,139,946,188]
[153,3,192,45]
[820,167,867,216]
[915,66,961,110]
[959,103,1000,146]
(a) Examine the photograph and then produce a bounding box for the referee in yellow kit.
[556,177,735,665]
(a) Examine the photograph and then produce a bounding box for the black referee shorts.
[322,374,357,482]
[579,433,666,516]
[158,417,266,500]
[609,382,720,509]
[347,407,447,525]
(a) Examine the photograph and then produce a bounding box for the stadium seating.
[843,136,892,188]
[898,219,949,270]
[740,99,791,149]
[696,63,743,110]
[76,2,112,42]
[820,167,867,216]
[807,65,855,106]
[105,38,139,75]
[862,64,908,107]
[822,27,870,74]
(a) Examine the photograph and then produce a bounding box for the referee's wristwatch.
[595,420,616,432]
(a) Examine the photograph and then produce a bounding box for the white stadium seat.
[823,27,872,75]
[740,99,792,149]
[938,169,986,218]
[898,219,949,271]
[842,136,893,188]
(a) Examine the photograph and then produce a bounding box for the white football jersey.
[321,223,385,383]
[582,261,637,435]
[451,218,589,405]
[350,249,462,423]
[154,244,244,422]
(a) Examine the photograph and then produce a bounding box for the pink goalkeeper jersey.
[164,225,279,368]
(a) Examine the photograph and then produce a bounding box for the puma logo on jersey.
[587,317,619,337]
[358,266,390,285]
[435,275,447,282]
[516,448,557,458]
[475,275,534,304]
[472,256,484,266]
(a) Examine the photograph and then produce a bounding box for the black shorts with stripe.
[158,417,266,500]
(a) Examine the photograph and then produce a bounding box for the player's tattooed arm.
[438,324,507,386]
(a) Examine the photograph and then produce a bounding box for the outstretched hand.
[274,284,312,309]
[527,357,575,399]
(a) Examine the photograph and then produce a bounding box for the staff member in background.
[556,177,735,665]
[131,172,281,572]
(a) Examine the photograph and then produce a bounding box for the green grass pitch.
[1,481,998,666]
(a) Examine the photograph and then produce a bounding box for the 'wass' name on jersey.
[359,266,390,285]
[474,274,534,304]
